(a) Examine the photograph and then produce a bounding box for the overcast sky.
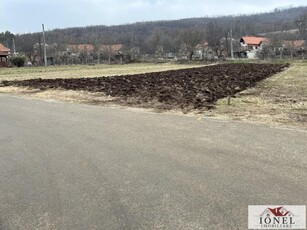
[1,0,306,34]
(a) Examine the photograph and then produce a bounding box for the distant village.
[0,35,306,67]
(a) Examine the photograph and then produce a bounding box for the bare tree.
[127,34,141,61]
[100,33,116,64]
[267,34,284,58]
[149,30,164,58]
[0,31,15,49]
[179,29,204,60]
[256,44,270,59]
[93,38,102,64]
[288,41,297,59]
[14,33,38,64]
[206,22,225,58]
[295,12,307,38]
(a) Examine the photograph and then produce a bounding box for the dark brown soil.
[1,63,289,111]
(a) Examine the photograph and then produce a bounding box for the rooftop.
[67,44,94,52]
[0,43,10,53]
[100,44,124,53]
[240,36,267,45]
[283,40,306,48]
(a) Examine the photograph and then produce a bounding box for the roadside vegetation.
[213,61,307,128]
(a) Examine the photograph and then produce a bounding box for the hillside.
[13,6,307,54]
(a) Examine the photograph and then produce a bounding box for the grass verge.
[0,62,205,81]
[211,62,307,128]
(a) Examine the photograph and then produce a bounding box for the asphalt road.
[0,94,306,230]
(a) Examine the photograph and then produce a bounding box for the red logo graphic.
[261,206,294,217]
[268,207,290,217]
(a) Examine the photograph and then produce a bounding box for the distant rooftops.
[283,40,306,48]
[100,44,123,53]
[66,44,124,53]
[240,36,267,45]
[67,44,94,52]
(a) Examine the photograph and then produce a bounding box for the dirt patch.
[1,63,288,112]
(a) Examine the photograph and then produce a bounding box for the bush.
[11,56,25,67]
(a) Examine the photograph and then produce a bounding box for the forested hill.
[14,6,307,53]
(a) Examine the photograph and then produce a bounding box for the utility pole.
[42,24,47,67]
[98,50,100,65]
[12,37,16,57]
[230,29,234,59]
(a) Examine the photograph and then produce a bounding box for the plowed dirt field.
[1,63,289,111]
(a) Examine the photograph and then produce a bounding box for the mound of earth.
[1,63,289,111]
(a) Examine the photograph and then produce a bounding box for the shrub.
[11,56,25,67]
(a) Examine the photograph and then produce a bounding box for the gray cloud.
[0,0,306,34]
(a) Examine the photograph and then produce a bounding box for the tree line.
[1,6,306,64]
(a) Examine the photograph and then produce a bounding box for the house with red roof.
[283,40,306,48]
[239,36,268,59]
[282,40,306,58]
[0,43,10,67]
[240,36,268,50]
[67,44,95,54]
[99,44,124,63]
[99,44,124,55]
[66,44,95,64]
[283,40,306,51]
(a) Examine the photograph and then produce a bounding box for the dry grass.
[0,63,204,81]
[0,86,117,104]
[211,62,307,128]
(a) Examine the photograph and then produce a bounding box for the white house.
[240,36,268,59]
